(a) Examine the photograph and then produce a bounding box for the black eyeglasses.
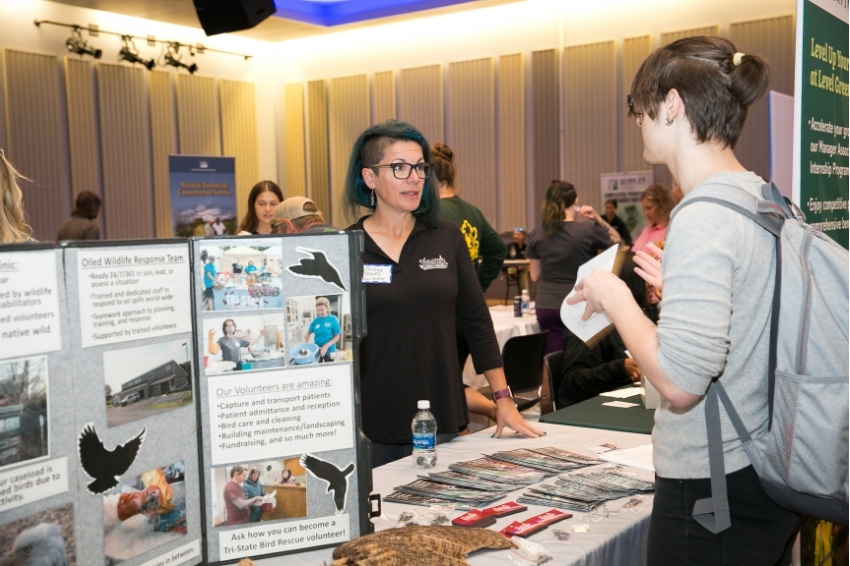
[369,161,433,180]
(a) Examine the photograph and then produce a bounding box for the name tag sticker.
[363,264,393,284]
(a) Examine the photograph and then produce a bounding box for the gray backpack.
[673,183,849,533]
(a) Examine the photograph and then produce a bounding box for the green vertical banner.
[794,0,849,248]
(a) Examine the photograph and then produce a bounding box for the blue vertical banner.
[169,156,238,237]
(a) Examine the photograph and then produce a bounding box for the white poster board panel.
[77,246,192,348]
[0,250,62,357]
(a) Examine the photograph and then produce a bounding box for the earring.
[370,189,375,207]
[665,117,674,126]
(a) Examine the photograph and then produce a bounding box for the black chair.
[479,331,549,412]
[544,350,571,411]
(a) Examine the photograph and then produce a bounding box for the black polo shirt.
[350,217,503,445]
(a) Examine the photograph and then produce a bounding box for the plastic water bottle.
[521,289,530,315]
[412,400,437,468]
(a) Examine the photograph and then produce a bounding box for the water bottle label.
[412,432,435,450]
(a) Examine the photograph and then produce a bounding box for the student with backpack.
[568,37,824,565]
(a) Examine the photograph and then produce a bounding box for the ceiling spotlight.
[65,27,102,59]
[119,36,155,70]
[164,42,198,74]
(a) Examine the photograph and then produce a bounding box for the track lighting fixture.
[65,26,102,59]
[164,42,198,74]
[118,36,155,70]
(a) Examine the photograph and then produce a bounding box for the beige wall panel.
[329,74,370,225]
[531,49,560,226]
[447,58,496,223]
[498,53,526,231]
[2,49,67,241]
[176,74,220,156]
[306,80,330,216]
[220,79,259,221]
[283,82,307,197]
[731,14,795,180]
[623,36,652,172]
[399,64,444,144]
[373,70,396,123]
[64,58,100,202]
[661,25,721,45]
[149,71,175,238]
[96,62,153,239]
[563,41,617,209]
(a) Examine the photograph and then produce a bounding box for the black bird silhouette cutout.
[300,453,355,514]
[288,247,346,290]
[78,423,146,494]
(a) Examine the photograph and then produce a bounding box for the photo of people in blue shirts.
[305,297,340,363]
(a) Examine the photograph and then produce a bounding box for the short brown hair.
[230,465,246,478]
[641,184,675,225]
[629,36,769,149]
[74,190,102,220]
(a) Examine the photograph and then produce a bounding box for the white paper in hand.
[560,244,619,342]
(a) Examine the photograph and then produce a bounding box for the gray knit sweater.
[653,171,775,479]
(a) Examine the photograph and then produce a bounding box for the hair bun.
[432,143,454,162]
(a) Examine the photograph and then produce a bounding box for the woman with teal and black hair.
[345,120,543,468]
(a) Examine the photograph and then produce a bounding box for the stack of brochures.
[449,457,549,485]
[518,467,655,512]
[485,448,601,473]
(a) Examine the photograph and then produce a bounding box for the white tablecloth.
[260,422,652,566]
[462,305,542,390]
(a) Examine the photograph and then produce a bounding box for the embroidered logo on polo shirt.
[419,256,449,270]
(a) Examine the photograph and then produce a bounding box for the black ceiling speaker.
[193,0,277,36]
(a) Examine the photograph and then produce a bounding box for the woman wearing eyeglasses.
[344,120,543,468]
[567,38,799,564]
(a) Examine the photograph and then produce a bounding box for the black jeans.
[646,465,799,565]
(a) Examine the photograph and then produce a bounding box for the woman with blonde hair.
[0,150,34,243]
[568,37,799,563]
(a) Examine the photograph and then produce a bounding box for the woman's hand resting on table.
[493,397,545,439]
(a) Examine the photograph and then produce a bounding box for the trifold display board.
[0,232,370,566]
[193,232,371,564]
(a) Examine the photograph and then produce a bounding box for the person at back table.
[58,190,102,241]
[237,180,283,235]
[557,253,648,407]
[270,196,337,234]
[0,149,34,243]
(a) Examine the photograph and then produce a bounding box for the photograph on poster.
[103,460,187,563]
[203,314,286,375]
[0,356,49,471]
[0,502,76,565]
[285,294,352,365]
[199,243,283,312]
[211,457,307,527]
[104,340,193,428]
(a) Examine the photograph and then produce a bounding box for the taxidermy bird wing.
[287,247,346,291]
[78,423,146,494]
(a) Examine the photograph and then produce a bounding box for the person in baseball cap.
[270,197,337,234]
